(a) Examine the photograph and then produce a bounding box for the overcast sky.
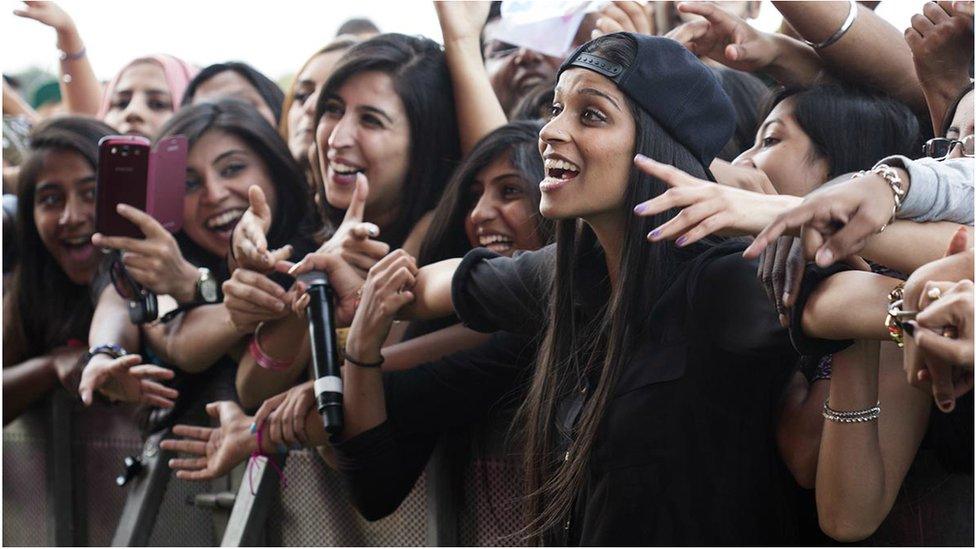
[1,1,927,83]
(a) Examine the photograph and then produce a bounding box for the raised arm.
[772,0,926,111]
[14,1,103,115]
[435,1,508,154]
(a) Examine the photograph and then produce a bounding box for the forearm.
[90,286,141,352]
[862,221,969,275]
[815,340,886,541]
[381,324,489,371]
[2,356,57,424]
[816,342,931,541]
[2,83,40,122]
[764,32,827,88]
[776,373,827,489]
[150,305,244,372]
[398,258,461,320]
[773,1,925,111]
[53,24,102,116]
[236,315,311,409]
[801,271,900,340]
[443,36,508,155]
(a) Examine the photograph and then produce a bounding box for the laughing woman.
[4,117,177,422]
[164,33,862,545]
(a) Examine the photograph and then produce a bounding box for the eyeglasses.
[923,135,975,160]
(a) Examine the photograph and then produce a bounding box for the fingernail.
[816,248,833,266]
[648,228,661,239]
[634,203,647,215]
[903,320,916,338]
[782,292,791,307]
[676,236,687,247]
[249,422,257,434]
[634,153,648,163]
[276,302,285,311]
[778,314,788,327]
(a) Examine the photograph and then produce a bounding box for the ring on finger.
[927,287,943,301]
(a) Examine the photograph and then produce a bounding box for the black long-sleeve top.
[334,240,848,544]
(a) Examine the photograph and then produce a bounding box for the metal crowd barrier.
[2,388,527,546]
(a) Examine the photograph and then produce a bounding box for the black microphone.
[297,271,343,434]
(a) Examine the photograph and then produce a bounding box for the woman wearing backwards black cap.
[167,32,853,545]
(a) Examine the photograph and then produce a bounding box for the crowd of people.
[2,0,973,545]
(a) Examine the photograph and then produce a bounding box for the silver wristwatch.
[195,267,220,304]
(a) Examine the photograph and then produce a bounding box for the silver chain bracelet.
[823,398,881,423]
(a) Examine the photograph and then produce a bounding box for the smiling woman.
[312,33,461,251]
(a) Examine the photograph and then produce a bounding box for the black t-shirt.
[449,240,849,545]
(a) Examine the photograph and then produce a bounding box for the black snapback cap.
[558,33,735,168]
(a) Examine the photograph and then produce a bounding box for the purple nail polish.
[676,236,687,247]
[649,228,661,239]
[634,203,646,214]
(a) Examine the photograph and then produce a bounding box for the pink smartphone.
[96,135,187,237]
[147,135,187,233]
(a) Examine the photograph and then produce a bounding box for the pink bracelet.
[247,420,287,495]
[248,322,294,371]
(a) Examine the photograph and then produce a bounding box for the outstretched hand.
[318,174,390,277]
[13,1,75,33]
[666,1,777,73]
[230,186,293,274]
[435,1,492,43]
[632,155,797,247]
[78,353,178,407]
[160,401,255,481]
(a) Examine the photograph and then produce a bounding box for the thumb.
[205,401,222,419]
[249,186,272,224]
[343,173,370,223]
[725,43,745,61]
[945,226,972,257]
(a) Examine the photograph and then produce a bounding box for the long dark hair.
[156,99,317,274]
[517,33,713,543]
[765,84,919,178]
[181,62,285,124]
[418,120,553,267]
[312,33,461,248]
[3,116,115,364]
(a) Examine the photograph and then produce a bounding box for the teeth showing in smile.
[206,209,245,231]
[62,235,91,247]
[332,162,363,175]
[544,158,580,179]
[479,234,513,247]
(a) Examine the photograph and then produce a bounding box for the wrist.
[344,327,383,364]
[55,23,82,50]
[176,263,200,304]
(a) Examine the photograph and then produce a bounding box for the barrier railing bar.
[220,454,283,546]
[110,429,173,546]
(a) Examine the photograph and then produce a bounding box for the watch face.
[201,279,219,303]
